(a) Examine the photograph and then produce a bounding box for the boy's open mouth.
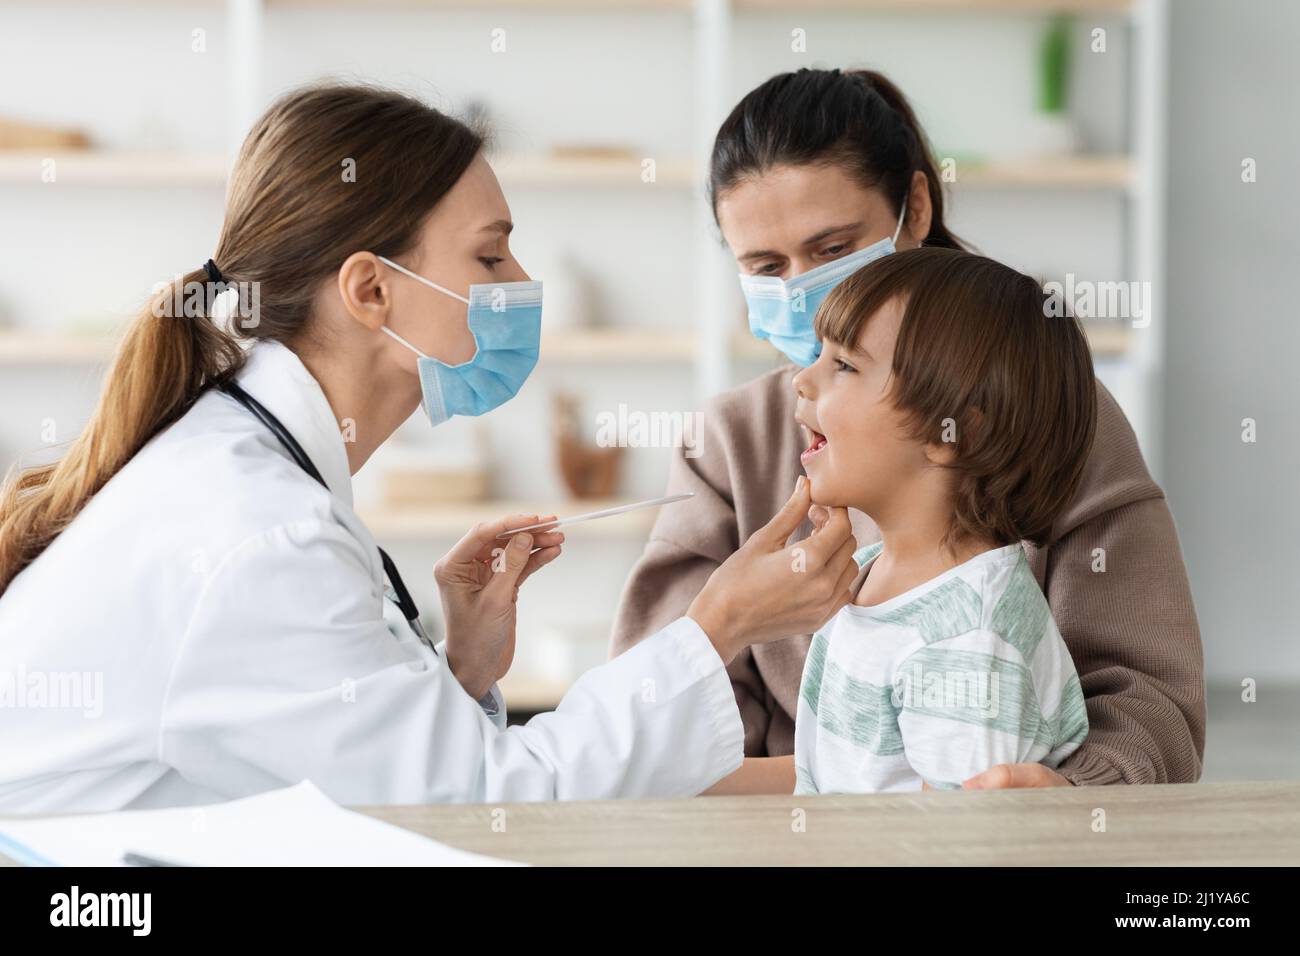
[801,429,827,462]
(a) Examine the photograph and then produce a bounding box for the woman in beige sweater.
[610,68,1205,788]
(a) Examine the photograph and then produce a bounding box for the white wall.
[1164,0,1300,681]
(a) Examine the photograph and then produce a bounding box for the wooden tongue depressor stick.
[495,493,695,538]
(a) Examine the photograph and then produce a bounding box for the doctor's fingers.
[808,502,830,532]
[513,544,563,591]
[482,531,537,601]
[797,507,854,565]
[807,535,857,591]
[444,513,555,566]
[787,534,856,609]
[485,514,563,562]
[440,517,529,570]
[797,540,857,625]
[831,543,860,594]
[754,476,813,551]
[487,528,563,564]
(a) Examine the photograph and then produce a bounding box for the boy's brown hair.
[815,246,1097,549]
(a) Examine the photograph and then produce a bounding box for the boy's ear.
[924,407,983,466]
[924,439,958,467]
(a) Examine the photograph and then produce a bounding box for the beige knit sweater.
[609,365,1206,786]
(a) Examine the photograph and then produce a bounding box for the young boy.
[711,247,1096,794]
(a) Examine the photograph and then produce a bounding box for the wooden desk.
[1,781,1293,867]
[357,781,1300,866]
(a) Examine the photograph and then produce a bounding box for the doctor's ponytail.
[0,268,244,598]
[0,84,484,595]
[708,67,966,252]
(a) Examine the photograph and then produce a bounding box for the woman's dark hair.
[816,247,1096,550]
[0,84,484,595]
[708,68,966,251]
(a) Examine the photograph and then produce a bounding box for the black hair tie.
[203,259,224,284]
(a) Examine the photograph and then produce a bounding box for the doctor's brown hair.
[815,247,1097,549]
[0,84,484,595]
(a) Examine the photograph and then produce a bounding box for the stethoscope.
[219,380,437,655]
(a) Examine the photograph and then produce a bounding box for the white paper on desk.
[0,780,521,867]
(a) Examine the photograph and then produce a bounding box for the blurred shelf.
[264,0,1131,11]
[732,332,784,362]
[0,150,1132,192]
[0,150,696,189]
[1081,321,1131,356]
[359,497,661,539]
[542,328,696,362]
[268,0,693,8]
[493,153,696,188]
[0,151,229,186]
[736,0,1131,12]
[954,155,1134,190]
[0,329,119,365]
[496,673,568,714]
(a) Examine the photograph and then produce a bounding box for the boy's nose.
[792,364,815,400]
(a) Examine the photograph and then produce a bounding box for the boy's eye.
[822,244,848,258]
[479,257,504,268]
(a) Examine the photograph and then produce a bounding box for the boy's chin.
[805,477,856,511]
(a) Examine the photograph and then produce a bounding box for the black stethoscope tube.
[219,380,436,654]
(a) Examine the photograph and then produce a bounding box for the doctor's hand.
[435,514,564,702]
[687,475,858,665]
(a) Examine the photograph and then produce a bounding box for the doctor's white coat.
[0,340,743,813]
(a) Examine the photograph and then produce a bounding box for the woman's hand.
[702,756,796,796]
[919,765,1074,791]
[960,764,1074,789]
[687,476,859,664]
[435,513,564,701]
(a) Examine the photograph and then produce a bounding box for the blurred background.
[0,0,1295,779]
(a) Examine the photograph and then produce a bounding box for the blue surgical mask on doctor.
[377,256,542,427]
[739,202,908,367]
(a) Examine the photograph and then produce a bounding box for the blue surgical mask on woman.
[377,256,542,427]
[739,202,908,367]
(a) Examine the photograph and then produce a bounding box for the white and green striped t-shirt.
[794,542,1088,794]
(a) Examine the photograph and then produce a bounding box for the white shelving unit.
[0,148,1134,192]
[0,0,1164,454]
[0,0,1167,711]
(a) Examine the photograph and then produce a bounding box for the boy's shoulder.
[865,544,1051,656]
[977,545,1056,663]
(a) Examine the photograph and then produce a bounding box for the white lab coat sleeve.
[434,638,506,730]
[160,518,742,805]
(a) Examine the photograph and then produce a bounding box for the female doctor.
[0,85,859,814]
